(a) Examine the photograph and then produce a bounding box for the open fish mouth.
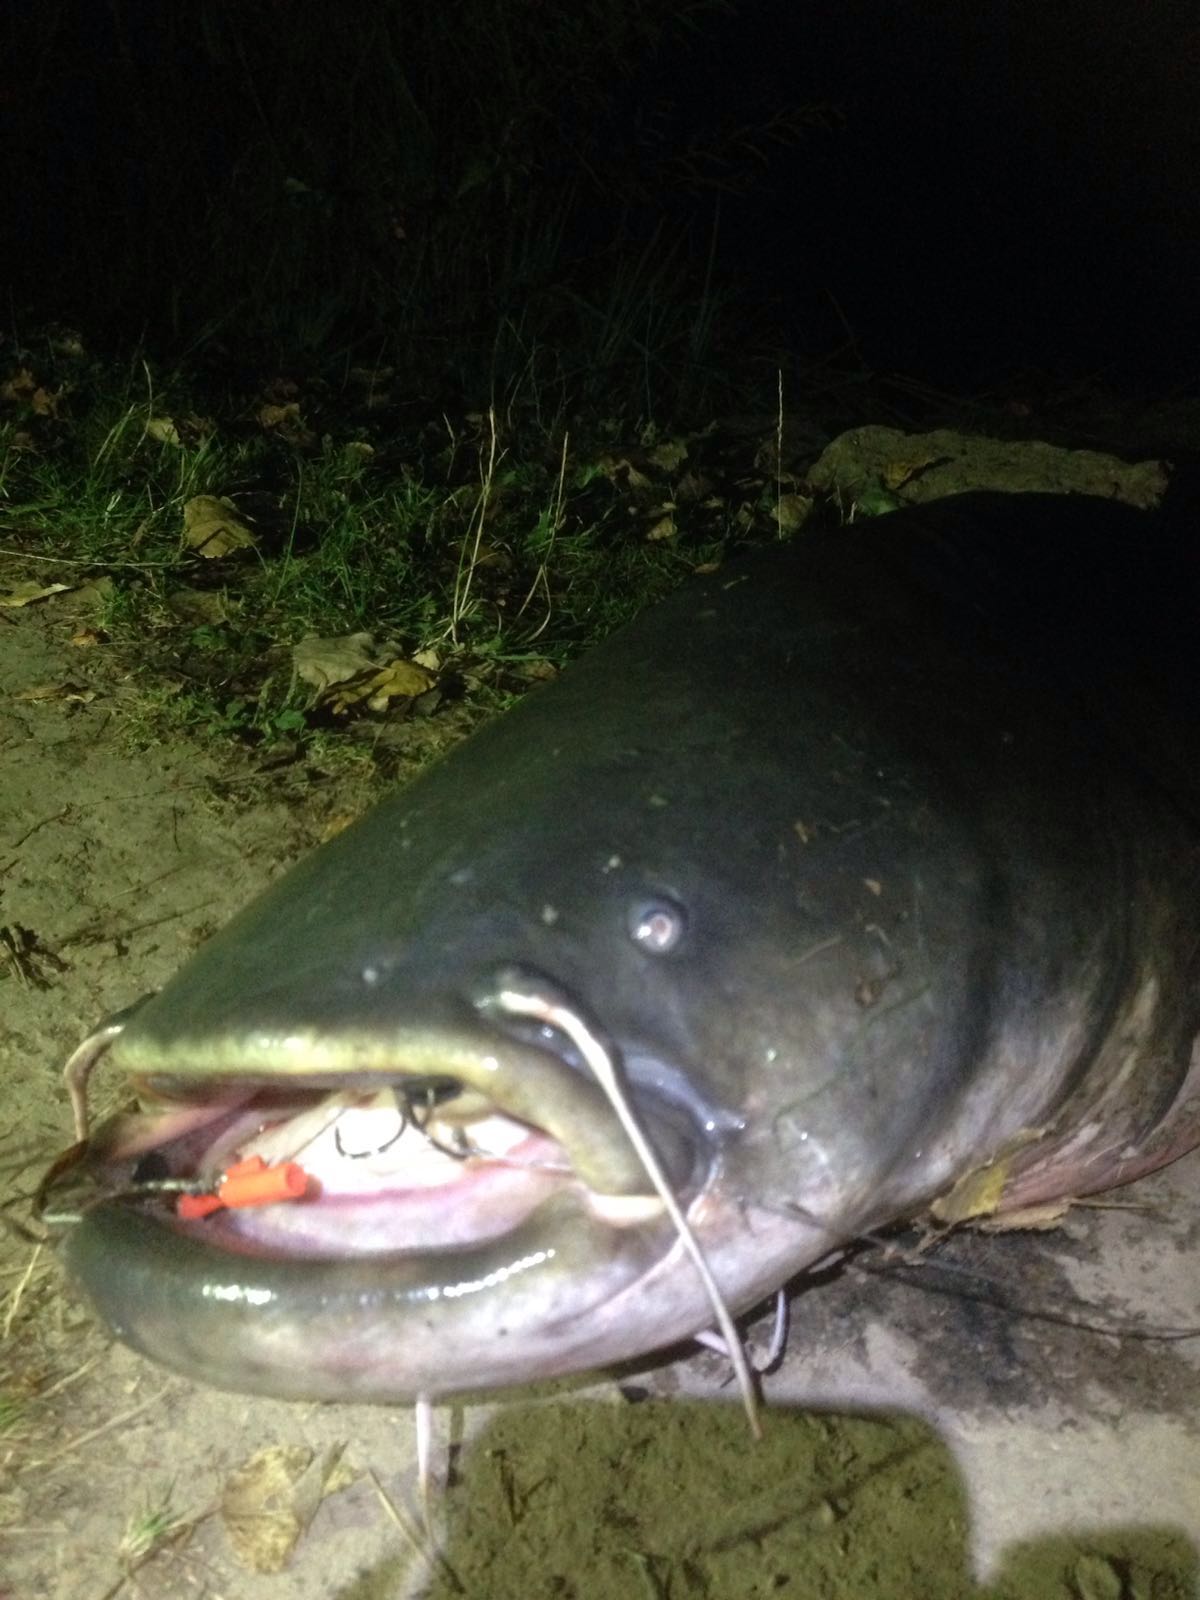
[42,969,739,1403]
[54,1057,691,1254]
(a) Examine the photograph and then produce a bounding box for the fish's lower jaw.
[59,1174,828,1404]
[59,1183,705,1403]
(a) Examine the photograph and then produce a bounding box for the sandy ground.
[1,565,1198,1600]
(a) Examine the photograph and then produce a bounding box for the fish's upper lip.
[85,1006,705,1207]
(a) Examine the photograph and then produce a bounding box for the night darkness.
[5,6,1200,1596]
[4,0,1198,396]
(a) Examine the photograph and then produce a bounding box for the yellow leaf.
[929,1130,1046,1224]
[144,415,182,446]
[323,656,435,716]
[647,439,688,471]
[931,1161,1010,1224]
[360,658,435,712]
[257,401,301,429]
[257,402,317,449]
[182,495,257,559]
[0,580,72,608]
[881,452,943,491]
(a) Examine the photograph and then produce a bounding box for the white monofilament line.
[486,975,762,1439]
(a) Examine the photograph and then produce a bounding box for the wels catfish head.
[48,499,1200,1409]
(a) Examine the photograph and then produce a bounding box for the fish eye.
[628,897,686,954]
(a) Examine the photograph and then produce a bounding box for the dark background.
[3,0,1197,403]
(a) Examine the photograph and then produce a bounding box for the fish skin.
[60,491,1200,1402]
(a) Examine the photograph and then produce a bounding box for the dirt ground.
[1,562,1198,1600]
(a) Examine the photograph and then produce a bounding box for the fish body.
[56,491,1200,1405]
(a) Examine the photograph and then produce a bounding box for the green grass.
[0,335,752,765]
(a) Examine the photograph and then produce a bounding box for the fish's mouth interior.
[66,1064,696,1260]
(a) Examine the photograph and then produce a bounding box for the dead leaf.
[0,580,72,608]
[362,658,435,707]
[647,439,688,471]
[257,402,318,449]
[772,492,813,532]
[221,1443,350,1573]
[2,368,63,416]
[182,495,257,559]
[518,658,558,682]
[675,470,713,502]
[257,402,299,429]
[930,1162,1010,1225]
[929,1130,1046,1224]
[48,328,85,358]
[145,415,182,446]
[645,512,677,542]
[15,680,96,705]
[322,656,435,717]
[292,632,379,693]
[881,452,944,491]
[597,454,654,493]
[74,576,115,610]
[166,588,229,625]
[976,1200,1071,1233]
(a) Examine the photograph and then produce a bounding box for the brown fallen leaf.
[292,631,380,693]
[221,1442,352,1573]
[73,576,115,610]
[323,656,435,716]
[976,1200,1072,1232]
[2,368,63,416]
[675,470,713,503]
[256,401,318,449]
[182,495,257,559]
[597,454,654,493]
[166,587,229,626]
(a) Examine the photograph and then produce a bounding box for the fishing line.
[477,965,763,1439]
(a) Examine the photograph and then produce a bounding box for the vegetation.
[4,0,828,418]
[0,330,790,763]
[0,2,830,768]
